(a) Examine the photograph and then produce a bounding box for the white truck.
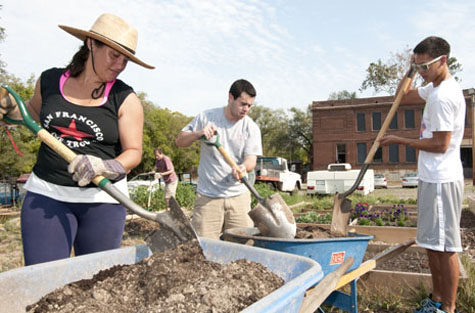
[255,156,302,193]
[306,163,374,196]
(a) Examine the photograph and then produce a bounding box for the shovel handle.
[214,146,264,202]
[364,66,417,164]
[339,66,416,199]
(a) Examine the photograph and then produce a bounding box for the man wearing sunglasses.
[380,36,465,313]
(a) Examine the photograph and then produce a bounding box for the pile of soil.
[295,224,346,239]
[26,241,283,313]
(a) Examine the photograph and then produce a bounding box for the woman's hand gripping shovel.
[1,85,198,254]
[201,132,296,238]
[330,65,417,236]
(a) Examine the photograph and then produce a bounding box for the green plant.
[351,202,414,227]
[295,212,332,224]
[175,183,196,209]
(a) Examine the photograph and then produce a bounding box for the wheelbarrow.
[0,238,324,313]
[224,225,415,313]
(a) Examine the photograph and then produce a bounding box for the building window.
[373,147,383,163]
[356,113,365,131]
[372,112,381,131]
[406,146,416,163]
[336,144,346,163]
[389,145,399,163]
[404,110,415,129]
[357,143,366,164]
[389,113,398,130]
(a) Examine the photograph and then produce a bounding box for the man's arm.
[232,155,257,180]
[379,131,451,154]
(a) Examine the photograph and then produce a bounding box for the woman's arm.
[116,92,144,171]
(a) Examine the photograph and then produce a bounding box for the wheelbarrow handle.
[299,257,354,313]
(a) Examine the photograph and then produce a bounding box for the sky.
[2,0,475,117]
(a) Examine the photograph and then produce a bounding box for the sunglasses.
[412,55,445,72]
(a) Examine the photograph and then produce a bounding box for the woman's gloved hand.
[0,87,19,120]
[68,155,126,186]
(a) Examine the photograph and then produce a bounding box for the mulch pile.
[26,241,283,313]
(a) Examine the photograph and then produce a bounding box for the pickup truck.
[255,156,302,193]
[306,163,374,196]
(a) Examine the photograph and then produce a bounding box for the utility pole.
[469,88,475,185]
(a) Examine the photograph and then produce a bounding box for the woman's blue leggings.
[21,191,126,266]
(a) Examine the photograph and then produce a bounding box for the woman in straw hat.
[0,13,154,266]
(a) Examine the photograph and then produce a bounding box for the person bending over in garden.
[153,147,178,209]
[0,13,154,266]
[380,36,465,313]
[176,79,262,239]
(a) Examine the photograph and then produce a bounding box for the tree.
[360,47,462,95]
[287,105,313,165]
[0,11,38,179]
[132,92,200,177]
[248,104,289,157]
[328,90,357,100]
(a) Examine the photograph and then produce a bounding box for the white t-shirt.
[182,107,262,197]
[417,77,466,183]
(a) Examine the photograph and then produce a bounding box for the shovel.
[1,84,198,254]
[201,133,296,238]
[330,66,417,236]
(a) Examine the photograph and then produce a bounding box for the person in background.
[153,147,178,208]
[380,36,464,313]
[0,13,154,266]
[176,79,262,239]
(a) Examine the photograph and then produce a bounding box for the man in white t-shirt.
[380,37,465,313]
[176,79,262,239]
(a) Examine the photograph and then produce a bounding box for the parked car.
[401,172,418,188]
[374,173,387,189]
[127,173,165,192]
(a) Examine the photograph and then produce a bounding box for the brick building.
[311,89,474,181]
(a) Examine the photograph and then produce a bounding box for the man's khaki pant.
[191,191,254,239]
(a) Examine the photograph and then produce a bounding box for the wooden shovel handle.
[217,146,245,178]
[37,129,105,186]
[364,67,416,164]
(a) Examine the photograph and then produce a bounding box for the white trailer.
[306,163,374,196]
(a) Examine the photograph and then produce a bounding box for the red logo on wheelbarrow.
[330,251,346,265]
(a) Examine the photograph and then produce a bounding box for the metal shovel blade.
[145,197,200,254]
[248,193,296,238]
[330,193,352,236]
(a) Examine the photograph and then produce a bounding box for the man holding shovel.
[153,147,178,209]
[176,79,262,239]
[380,36,464,313]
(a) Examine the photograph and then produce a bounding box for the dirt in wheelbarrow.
[26,241,284,313]
[295,224,347,239]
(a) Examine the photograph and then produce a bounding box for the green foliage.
[129,182,196,212]
[248,104,312,164]
[296,212,332,224]
[351,202,416,227]
[175,183,196,209]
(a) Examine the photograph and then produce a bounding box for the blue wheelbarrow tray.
[223,224,373,276]
[0,237,324,313]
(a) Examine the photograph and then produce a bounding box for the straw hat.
[59,13,154,69]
